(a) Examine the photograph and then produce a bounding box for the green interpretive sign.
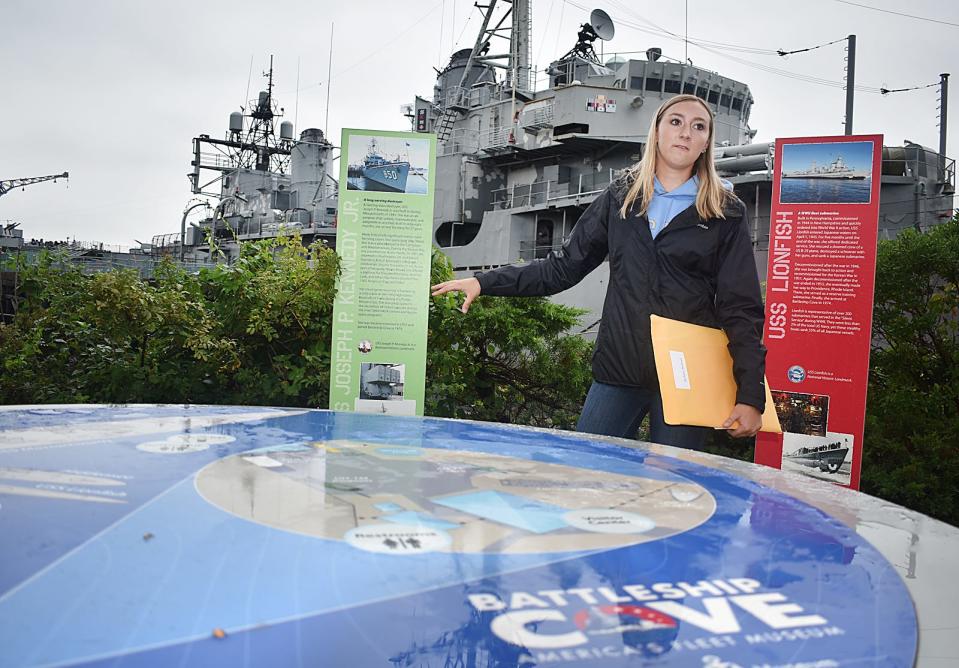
[328,128,437,415]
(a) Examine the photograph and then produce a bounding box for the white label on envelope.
[669,350,691,390]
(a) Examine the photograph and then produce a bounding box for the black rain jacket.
[477,180,767,410]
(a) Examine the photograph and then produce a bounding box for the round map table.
[0,405,955,667]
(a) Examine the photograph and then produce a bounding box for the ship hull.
[362,162,410,193]
[783,175,866,180]
[785,447,849,473]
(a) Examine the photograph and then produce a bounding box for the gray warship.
[347,137,411,193]
[138,2,952,332]
[4,5,952,327]
[152,57,339,260]
[404,1,955,330]
[784,155,868,180]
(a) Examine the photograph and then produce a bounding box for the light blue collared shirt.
[646,176,734,238]
[647,176,699,239]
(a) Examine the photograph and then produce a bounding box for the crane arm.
[0,172,69,197]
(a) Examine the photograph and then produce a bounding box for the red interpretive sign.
[755,134,883,490]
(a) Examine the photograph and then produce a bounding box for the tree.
[427,250,594,428]
[0,236,339,407]
[862,217,959,525]
[1,243,593,429]
[1,253,232,403]
[196,235,339,407]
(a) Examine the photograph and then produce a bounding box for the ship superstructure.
[407,1,955,330]
[153,58,338,261]
[360,363,405,400]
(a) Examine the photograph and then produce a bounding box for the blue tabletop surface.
[0,405,917,667]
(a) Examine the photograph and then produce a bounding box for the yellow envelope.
[650,315,781,433]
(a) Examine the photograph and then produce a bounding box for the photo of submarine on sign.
[781,431,854,486]
[347,134,430,195]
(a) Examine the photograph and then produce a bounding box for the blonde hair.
[619,94,734,220]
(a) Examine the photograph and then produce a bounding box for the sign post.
[755,134,883,489]
[329,129,436,415]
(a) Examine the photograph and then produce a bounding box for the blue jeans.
[576,381,709,451]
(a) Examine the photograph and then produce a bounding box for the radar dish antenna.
[562,9,618,63]
[589,9,616,41]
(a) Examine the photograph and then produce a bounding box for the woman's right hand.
[431,277,482,313]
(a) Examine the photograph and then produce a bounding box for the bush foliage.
[2,236,338,407]
[862,218,959,525]
[1,239,592,429]
[427,250,593,427]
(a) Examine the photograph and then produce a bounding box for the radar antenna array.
[562,8,616,63]
[589,9,616,41]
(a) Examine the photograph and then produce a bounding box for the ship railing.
[520,101,555,130]
[481,127,515,151]
[522,70,537,92]
[444,86,471,111]
[62,240,135,254]
[440,82,512,110]
[438,128,480,156]
[941,156,956,192]
[880,153,956,185]
[197,152,235,170]
[12,251,218,279]
[468,80,533,105]
[231,219,336,239]
[466,85,494,108]
[152,232,180,249]
[517,240,569,261]
[69,256,219,278]
[489,170,618,210]
[15,239,137,257]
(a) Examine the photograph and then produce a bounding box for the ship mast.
[457,0,531,94]
[249,55,280,172]
[188,56,293,196]
[431,0,532,144]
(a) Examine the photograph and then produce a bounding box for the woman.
[431,94,766,449]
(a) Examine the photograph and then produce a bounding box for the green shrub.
[862,217,959,525]
[427,250,593,428]
[1,242,593,429]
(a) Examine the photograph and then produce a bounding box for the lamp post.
[844,35,856,135]
[940,73,950,180]
[777,35,857,135]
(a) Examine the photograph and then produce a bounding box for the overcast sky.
[2,0,956,247]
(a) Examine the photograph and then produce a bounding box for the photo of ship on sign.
[355,363,416,415]
[781,431,854,486]
[347,135,430,194]
[778,140,874,204]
